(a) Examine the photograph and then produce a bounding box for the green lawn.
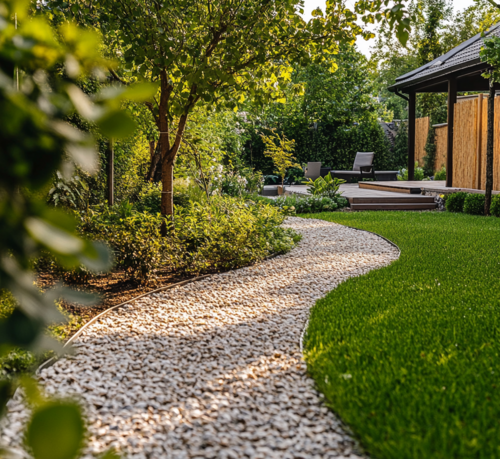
[302,212,500,459]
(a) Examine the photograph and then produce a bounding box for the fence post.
[446,78,457,187]
[475,94,483,190]
[408,92,416,181]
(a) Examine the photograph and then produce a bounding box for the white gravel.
[2,217,399,459]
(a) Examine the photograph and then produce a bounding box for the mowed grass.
[302,212,500,459]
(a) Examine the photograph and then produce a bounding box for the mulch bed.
[36,271,198,338]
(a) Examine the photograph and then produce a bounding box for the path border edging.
[300,223,401,353]
[37,274,211,373]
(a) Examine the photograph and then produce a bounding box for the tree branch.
[485,0,500,10]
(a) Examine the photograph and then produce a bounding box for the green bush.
[445,192,468,213]
[304,174,345,199]
[434,166,446,181]
[463,193,485,215]
[134,179,206,214]
[78,204,167,282]
[74,196,301,283]
[169,196,300,271]
[398,161,426,181]
[271,194,348,214]
[491,194,500,217]
[135,181,162,214]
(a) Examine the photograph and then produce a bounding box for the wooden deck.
[285,183,438,211]
[286,183,442,199]
[281,180,498,210]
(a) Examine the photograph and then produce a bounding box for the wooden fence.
[415,96,500,190]
[415,117,429,167]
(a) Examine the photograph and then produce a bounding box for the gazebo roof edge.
[388,23,500,93]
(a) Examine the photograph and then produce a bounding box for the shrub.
[434,166,446,181]
[445,192,468,213]
[398,162,426,181]
[491,194,500,217]
[304,174,345,199]
[135,181,162,214]
[79,204,168,282]
[272,194,348,214]
[463,193,485,215]
[71,196,301,283]
[169,196,300,271]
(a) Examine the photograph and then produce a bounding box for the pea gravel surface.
[2,217,399,459]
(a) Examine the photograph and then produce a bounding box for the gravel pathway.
[2,217,399,459]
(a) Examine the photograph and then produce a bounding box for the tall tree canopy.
[47,0,412,218]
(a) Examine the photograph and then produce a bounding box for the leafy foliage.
[423,126,437,176]
[304,175,346,199]
[271,194,348,215]
[0,0,153,455]
[261,130,300,186]
[491,194,500,217]
[48,173,90,210]
[398,162,426,181]
[73,197,300,283]
[434,166,446,180]
[463,193,486,215]
[445,192,468,212]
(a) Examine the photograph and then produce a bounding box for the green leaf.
[121,83,159,101]
[0,308,42,348]
[26,402,85,459]
[97,110,137,139]
[25,218,84,255]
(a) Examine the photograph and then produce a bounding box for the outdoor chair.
[330,152,376,183]
[304,162,322,181]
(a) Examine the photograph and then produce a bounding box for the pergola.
[388,24,500,186]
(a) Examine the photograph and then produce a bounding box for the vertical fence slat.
[453,99,477,189]
[415,117,430,167]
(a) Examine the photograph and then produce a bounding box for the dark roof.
[389,24,500,93]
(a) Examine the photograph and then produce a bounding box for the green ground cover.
[303,212,500,459]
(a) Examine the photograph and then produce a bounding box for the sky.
[300,0,478,56]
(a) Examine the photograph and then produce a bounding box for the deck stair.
[348,196,437,211]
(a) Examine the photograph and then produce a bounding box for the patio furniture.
[374,171,399,181]
[330,152,375,183]
[261,185,278,196]
[304,162,322,181]
[320,167,332,178]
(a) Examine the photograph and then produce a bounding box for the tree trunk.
[157,70,194,230]
[485,74,495,216]
[146,141,161,182]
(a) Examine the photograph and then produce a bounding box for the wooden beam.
[446,78,457,187]
[408,92,416,180]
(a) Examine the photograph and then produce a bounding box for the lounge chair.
[304,162,322,181]
[330,152,375,183]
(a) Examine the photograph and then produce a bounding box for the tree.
[480,36,500,215]
[48,0,413,222]
[373,0,452,122]
[261,130,299,187]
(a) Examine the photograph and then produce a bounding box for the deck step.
[359,182,422,194]
[349,196,435,204]
[350,203,438,211]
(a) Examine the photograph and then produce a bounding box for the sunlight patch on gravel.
[2,217,399,459]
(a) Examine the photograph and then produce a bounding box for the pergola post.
[446,78,457,187]
[408,91,416,181]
